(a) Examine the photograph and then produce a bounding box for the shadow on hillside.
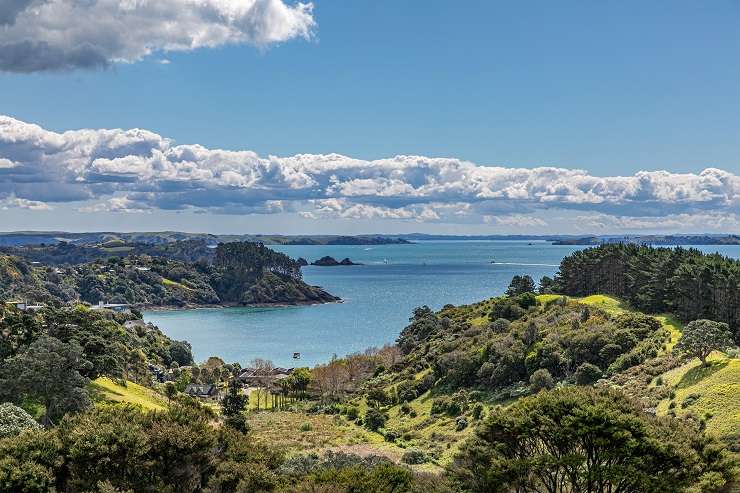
[676,360,728,389]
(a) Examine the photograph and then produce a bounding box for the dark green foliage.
[553,244,740,339]
[574,362,603,385]
[401,449,428,465]
[528,368,554,392]
[363,409,388,431]
[538,275,555,294]
[0,335,91,427]
[0,240,337,308]
[397,306,446,355]
[454,387,734,493]
[674,319,735,366]
[505,275,536,297]
[221,379,248,418]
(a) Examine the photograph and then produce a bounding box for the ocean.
[143,241,740,367]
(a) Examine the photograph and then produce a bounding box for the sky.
[0,0,738,235]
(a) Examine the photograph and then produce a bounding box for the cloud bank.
[0,0,314,72]
[0,115,738,231]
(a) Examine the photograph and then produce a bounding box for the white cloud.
[0,0,315,72]
[1,195,52,210]
[0,115,738,230]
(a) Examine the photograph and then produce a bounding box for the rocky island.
[310,256,362,266]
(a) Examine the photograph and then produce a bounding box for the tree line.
[550,244,740,342]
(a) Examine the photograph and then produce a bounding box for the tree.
[0,403,40,439]
[454,387,733,493]
[0,335,91,427]
[221,379,248,418]
[674,319,734,366]
[538,275,555,294]
[506,275,535,297]
[164,382,177,402]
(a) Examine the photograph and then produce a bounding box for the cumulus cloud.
[0,0,315,73]
[0,115,738,229]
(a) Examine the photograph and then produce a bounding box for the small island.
[311,256,362,266]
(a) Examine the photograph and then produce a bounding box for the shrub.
[529,369,555,393]
[300,422,312,432]
[455,416,468,431]
[345,406,359,421]
[490,318,511,333]
[681,393,701,409]
[364,409,388,431]
[224,413,250,433]
[400,402,412,415]
[472,403,484,420]
[384,429,400,442]
[401,448,428,465]
[0,403,39,439]
[574,363,602,385]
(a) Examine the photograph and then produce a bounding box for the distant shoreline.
[140,299,344,312]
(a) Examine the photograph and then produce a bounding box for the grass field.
[89,377,166,411]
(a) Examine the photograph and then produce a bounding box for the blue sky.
[0,1,738,234]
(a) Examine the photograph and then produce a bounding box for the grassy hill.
[331,292,738,470]
[89,377,167,411]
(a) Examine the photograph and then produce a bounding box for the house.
[237,367,293,386]
[184,384,219,400]
[91,301,131,313]
[5,301,44,311]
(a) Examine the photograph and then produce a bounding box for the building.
[91,301,131,313]
[4,301,44,311]
[237,367,293,387]
[184,384,219,400]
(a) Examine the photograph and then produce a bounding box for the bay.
[143,241,740,367]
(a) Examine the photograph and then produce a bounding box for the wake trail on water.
[492,262,560,267]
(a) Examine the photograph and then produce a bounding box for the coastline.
[139,298,343,312]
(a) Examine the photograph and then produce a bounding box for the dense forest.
[551,244,740,341]
[0,242,337,307]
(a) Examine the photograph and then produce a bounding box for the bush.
[529,369,555,393]
[364,409,388,431]
[455,416,468,431]
[223,413,250,433]
[300,422,312,432]
[490,318,511,333]
[472,403,484,420]
[400,402,412,415]
[574,363,603,385]
[0,403,39,439]
[681,393,701,409]
[345,406,359,421]
[384,429,400,442]
[401,448,428,465]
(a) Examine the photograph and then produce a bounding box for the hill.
[0,241,338,307]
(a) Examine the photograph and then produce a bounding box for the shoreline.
[139,298,344,312]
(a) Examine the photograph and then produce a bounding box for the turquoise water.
[143,241,740,367]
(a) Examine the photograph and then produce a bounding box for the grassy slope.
[89,377,166,411]
[563,294,737,439]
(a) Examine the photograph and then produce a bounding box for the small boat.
[490,260,496,264]
[383,258,389,264]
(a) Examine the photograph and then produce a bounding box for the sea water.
[143,241,740,367]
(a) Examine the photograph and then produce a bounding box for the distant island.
[0,241,339,308]
[552,234,740,246]
[311,256,362,266]
[0,231,412,247]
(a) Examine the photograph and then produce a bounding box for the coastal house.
[5,301,45,311]
[91,301,131,313]
[184,383,219,400]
